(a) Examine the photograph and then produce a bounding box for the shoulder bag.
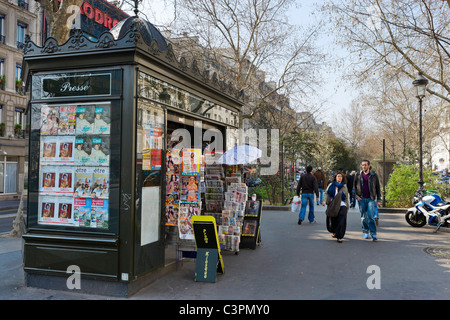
[326,189,342,218]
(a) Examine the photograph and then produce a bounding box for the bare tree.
[161,0,326,119]
[323,0,450,104]
[36,0,84,44]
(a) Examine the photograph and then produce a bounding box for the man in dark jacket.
[354,160,381,241]
[296,165,319,225]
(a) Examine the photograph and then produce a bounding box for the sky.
[125,0,355,125]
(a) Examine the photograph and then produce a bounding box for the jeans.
[358,198,377,236]
[318,188,324,204]
[299,193,315,222]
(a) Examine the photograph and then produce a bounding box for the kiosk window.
[137,99,165,245]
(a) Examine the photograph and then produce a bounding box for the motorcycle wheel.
[405,211,426,227]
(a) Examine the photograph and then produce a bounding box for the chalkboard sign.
[191,215,224,282]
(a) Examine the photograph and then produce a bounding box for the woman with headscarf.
[323,172,349,243]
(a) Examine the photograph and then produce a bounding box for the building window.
[17,0,29,11]
[16,22,27,50]
[15,107,24,128]
[0,156,18,194]
[0,59,4,90]
[0,15,5,44]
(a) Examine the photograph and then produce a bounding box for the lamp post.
[412,71,429,199]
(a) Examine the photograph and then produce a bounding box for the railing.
[0,35,5,45]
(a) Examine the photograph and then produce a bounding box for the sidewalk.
[1,206,449,300]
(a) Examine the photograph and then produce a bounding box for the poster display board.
[192,215,225,282]
[38,102,111,229]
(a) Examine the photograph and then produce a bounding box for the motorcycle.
[405,194,450,232]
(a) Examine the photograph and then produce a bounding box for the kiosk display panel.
[28,69,122,234]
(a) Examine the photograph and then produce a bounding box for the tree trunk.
[37,0,84,44]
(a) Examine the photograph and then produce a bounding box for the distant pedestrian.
[337,167,348,184]
[323,172,349,243]
[346,170,355,208]
[314,167,327,205]
[296,165,319,225]
[354,160,381,241]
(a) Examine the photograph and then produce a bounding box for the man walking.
[314,167,327,205]
[296,165,319,225]
[346,170,355,208]
[354,160,381,241]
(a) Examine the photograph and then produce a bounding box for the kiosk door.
[134,99,165,275]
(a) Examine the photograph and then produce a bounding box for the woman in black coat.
[323,172,350,243]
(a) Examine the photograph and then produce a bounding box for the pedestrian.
[296,165,319,225]
[314,167,327,205]
[354,160,381,241]
[346,170,355,208]
[323,172,349,243]
[337,167,348,184]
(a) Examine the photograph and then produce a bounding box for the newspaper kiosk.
[22,16,242,297]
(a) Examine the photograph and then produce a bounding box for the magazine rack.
[240,200,262,249]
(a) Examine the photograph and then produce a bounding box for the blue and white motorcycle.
[405,194,450,232]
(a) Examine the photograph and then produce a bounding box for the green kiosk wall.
[22,18,242,297]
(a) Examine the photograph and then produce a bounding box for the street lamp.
[412,71,429,199]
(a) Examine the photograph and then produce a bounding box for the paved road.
[131,206,450,300]
[0,205,449,301]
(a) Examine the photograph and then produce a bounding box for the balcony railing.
[0,35,5,45]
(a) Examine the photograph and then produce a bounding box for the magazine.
[40,106,59,135]
[39,167,57,194]
[57,136,75,165]
[242,220,257,236]
[76,105,94,134]
[56,167,74,196]
[178,202,199,240]
[74,136,92,166]
[57,197,74,221]
[59,106,77,135]
[245,201,260,216]
[73,198,91,227]
[182,149,201,175]
[165,202,179,226]
[90,136,110,166]
[93,104,111,134]
[41,136,58,164]
[180,175,200,202]
[90,198,109,229]
[39,196,57,221]
[166,149,181,175]
[91,167,109,199]
[73,167,93,198]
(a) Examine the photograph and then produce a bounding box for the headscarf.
[327,181,346,201]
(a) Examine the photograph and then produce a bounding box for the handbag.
[326,189,342,218]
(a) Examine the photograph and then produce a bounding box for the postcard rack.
[240,199,262,249]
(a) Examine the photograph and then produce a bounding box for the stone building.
[0,0,41,199]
